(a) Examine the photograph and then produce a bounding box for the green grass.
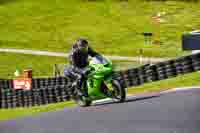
[1,71,200,121]
[0,0,199,57]
[0,53,67,78]
[0,101,76,121]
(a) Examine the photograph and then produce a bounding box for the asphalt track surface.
[0,88,200,133]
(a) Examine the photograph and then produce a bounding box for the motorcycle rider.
[64,38,105,96]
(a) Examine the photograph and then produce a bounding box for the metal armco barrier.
[1,53,200,108]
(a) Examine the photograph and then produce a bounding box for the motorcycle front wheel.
[112,80,126,102]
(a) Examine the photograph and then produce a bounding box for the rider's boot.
[82,89,88,97]
[77,80,88,97]
[77,89,88,97]
[76,74,89,97]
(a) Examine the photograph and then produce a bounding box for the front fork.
[104,77,114,92]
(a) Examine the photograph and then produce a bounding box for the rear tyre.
[112,80,126,102]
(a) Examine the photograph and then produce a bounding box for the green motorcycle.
[70,56,126,107]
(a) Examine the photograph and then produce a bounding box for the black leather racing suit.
[70,44,99,69]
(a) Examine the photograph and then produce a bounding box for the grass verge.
[0,101,76,121]
[0,0,199,57]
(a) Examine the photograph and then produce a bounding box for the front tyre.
[112,80,126,102]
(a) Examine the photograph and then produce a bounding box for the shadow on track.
[93,94,161,107]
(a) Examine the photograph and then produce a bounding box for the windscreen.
[90,56,108,65]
